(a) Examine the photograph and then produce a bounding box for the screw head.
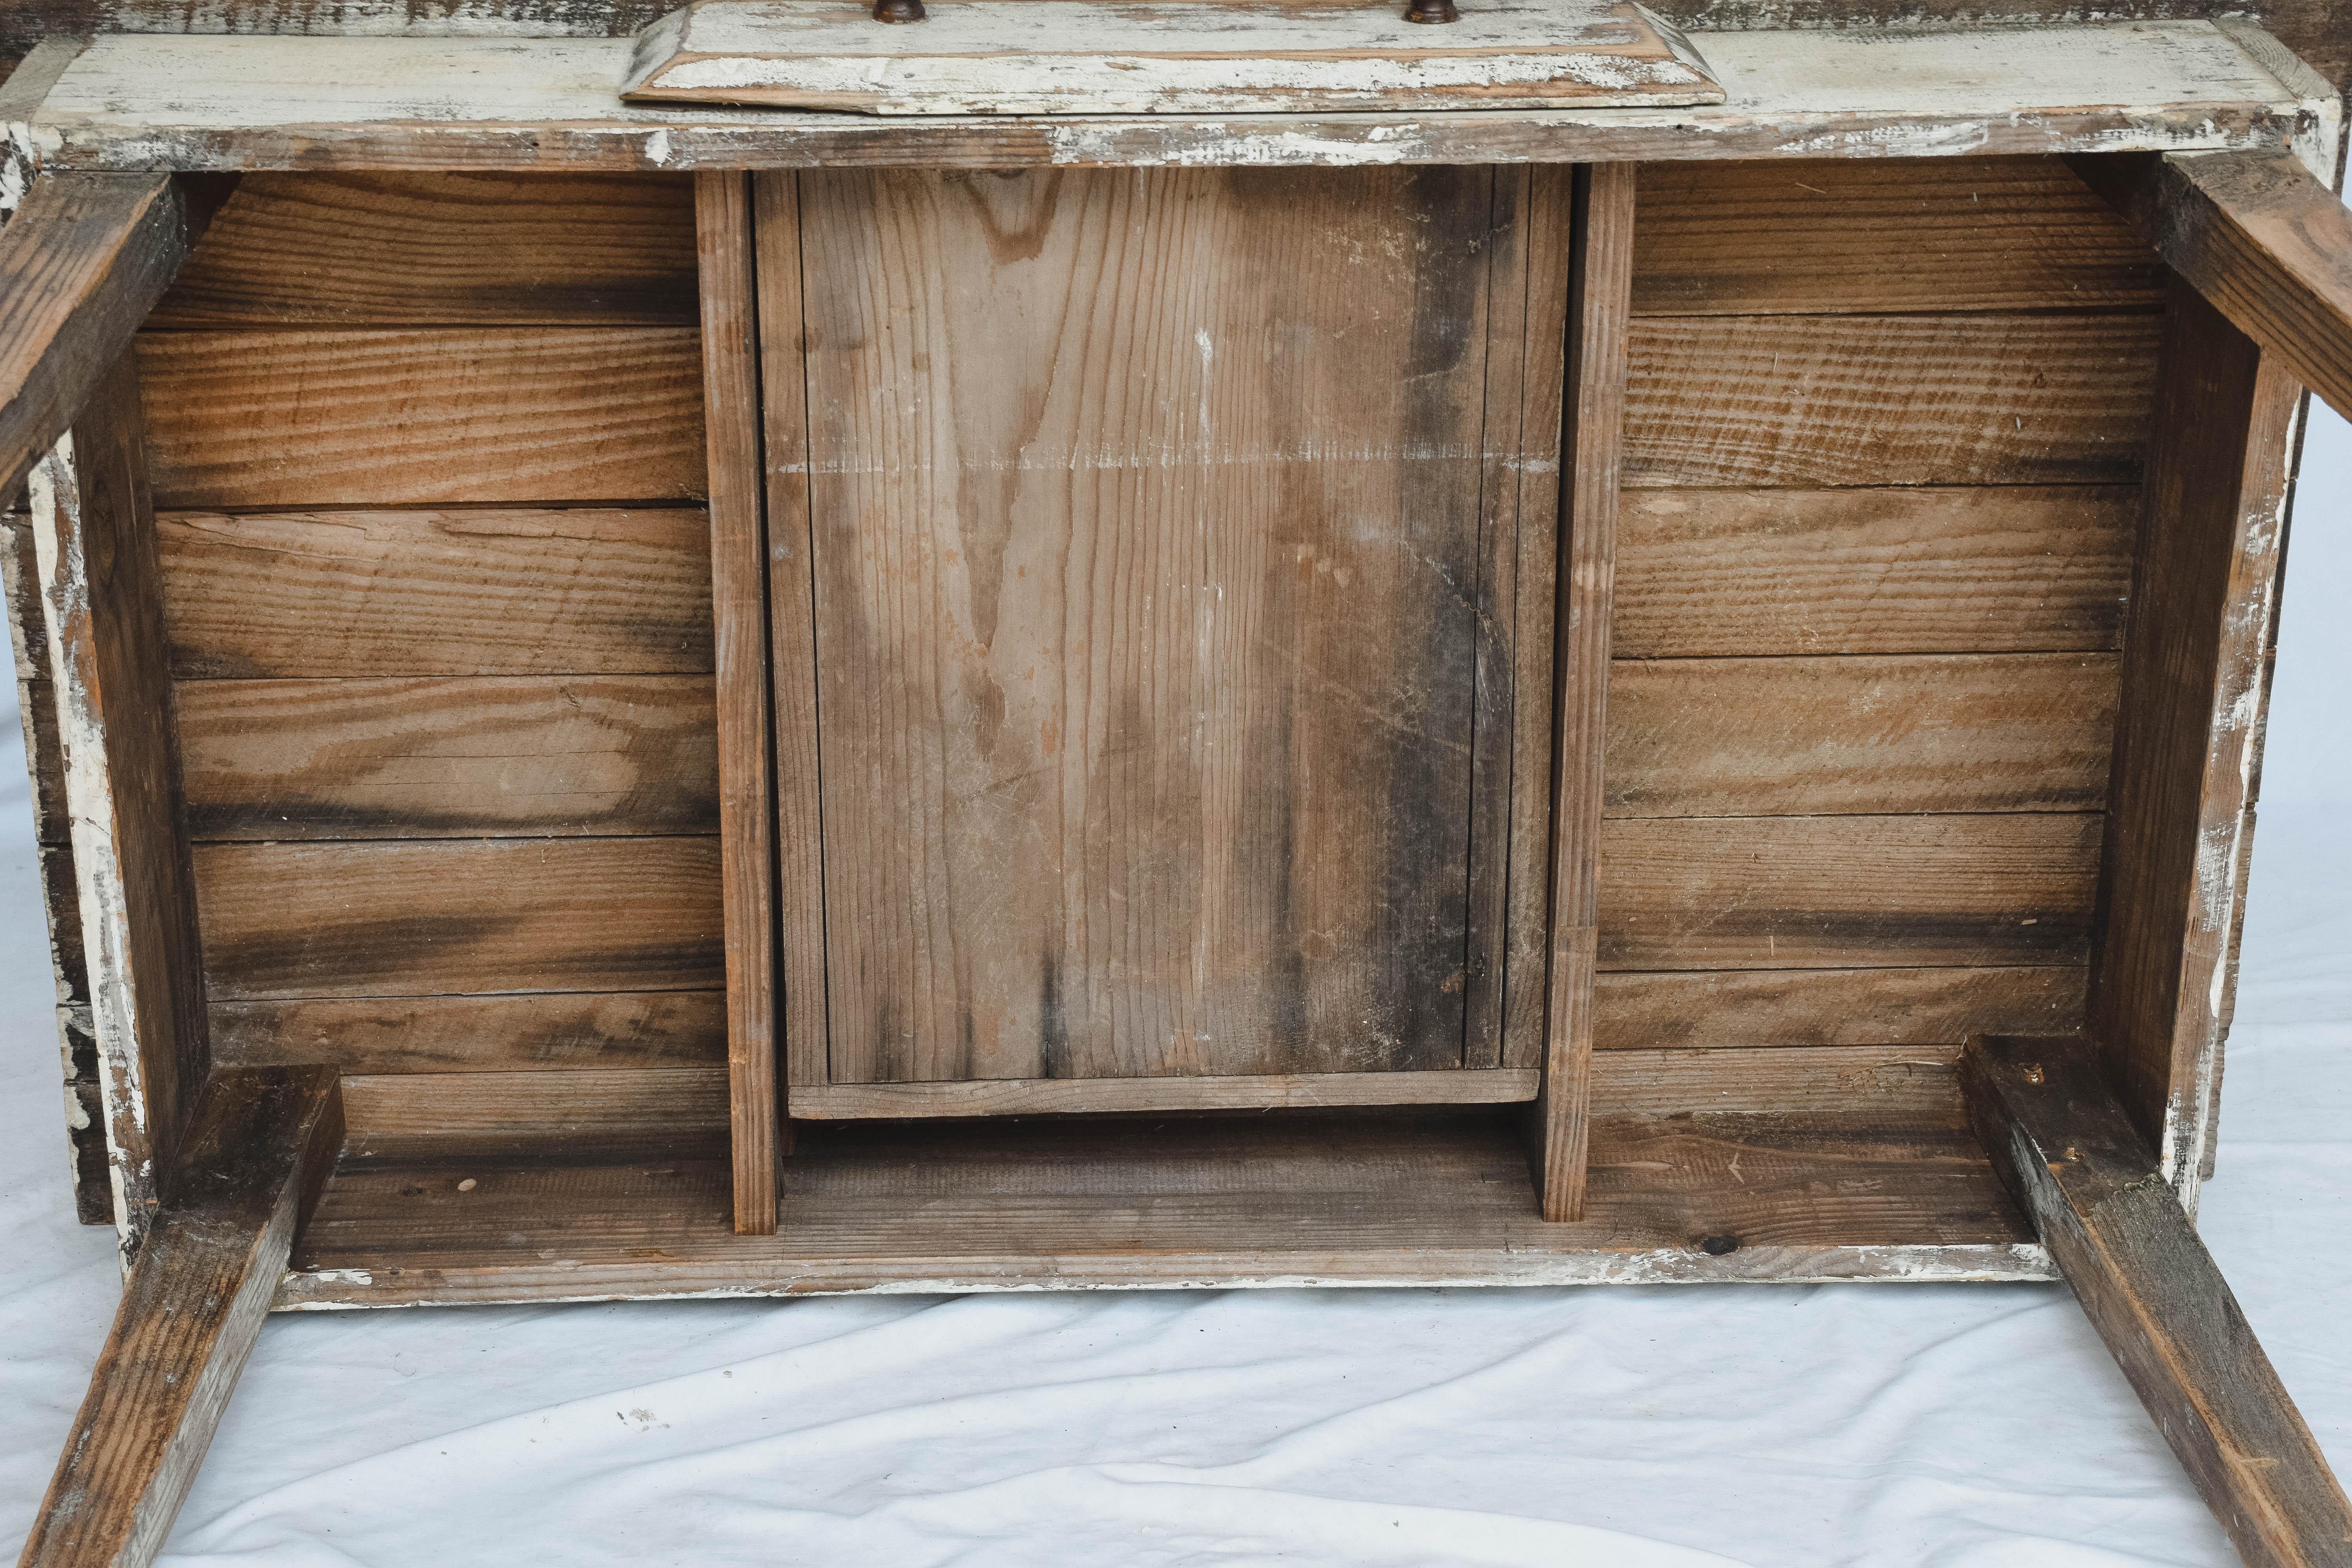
[2021,1063,2046,1085]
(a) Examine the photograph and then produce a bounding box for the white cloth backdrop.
[2,415,2345,1568]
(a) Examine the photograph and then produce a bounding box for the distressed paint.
[29,433,153,1261]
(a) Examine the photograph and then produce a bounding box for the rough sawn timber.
[17,24,2333,174]
[1964,1037,2352,1568]
[16,1066,343,1568]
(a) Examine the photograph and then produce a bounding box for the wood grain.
[1532,162,1635,1223]
[2075,147,2352,424]
[753,172,831,1098]
[697,168,784,1232]
[0,172,220,501]
[2091,282,2300,1193]
[151,171,697,326]
[210,991,727,1073]
[1606,652,2120,817]
[283,1104,2047,1307]
[17,1066,342,1568]
[2,517,68,839]
[193,837,722,1000]
[1614,486,2138,658]
[793,1069,1543,1120]
[1624,314,2162,488]
[796,165,1510,1085]
[174,675,718,839]
[136,328,706,508]
[158,508,713,678]
[1593,965,2087,1051]
[30,353,211,1244]
[1633,155,2162,316]
[1599,813,2103,970]
[341,1066,726,1160]
[1965,1036,2352,1568]
[40,844,90,1006]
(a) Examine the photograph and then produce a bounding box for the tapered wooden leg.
[17,1067,342,1568]
[1964,1037,2352,1568]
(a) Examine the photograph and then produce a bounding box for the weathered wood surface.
[174,675,718,839]
[38,844,89,1004]
[1614,487,2137,657]
[1593,965,2086,1051]
[1624,314,2162,487]
[20,25,2325,173]
[1532,162,1635,1223]
[1633,155,2164,316]
[1600,813,2102,970]
[281,1101,2048,1307]
[795,165,1515,1086]
[796,1069,1545,1121]
[2077,147,2352,423]
[157,508,713,678]
[1964,1036,2352,1568]
[623,0,1723,114]
[1606,652,2120,817]
[750,173,829,1098]
[211,991,726,1074]
[152,171,697,327]
[192,838,722,1000]
[697,169,783,1230]
[3,517,67,843]
[341,1066,726,1160]
[2091,283,2300,1196]
[0,173,220,501]
[30,355,210,1249]
[16,1066,341,1568]
[136,328,705,507]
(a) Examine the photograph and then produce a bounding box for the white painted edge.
[2211,15,2343,186]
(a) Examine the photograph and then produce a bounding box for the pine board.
[210,991,728,1074]
[1592,965,2086,1050]
[176,675,717,839]
[136,328,706,507]
[1613,486,2137,657]
[158,508,713,678]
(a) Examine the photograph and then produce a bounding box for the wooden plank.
[1593,965,2086,1051]
[1595,1042,1966,1118]
[1964,1036,2352,1568]
[151,171,697,327]
[1606,652,2120,817]
[751,173,828,1098]
[210,991,727,1073]
[157,508,713,679]
[3,516,69,838]
[1600,813,2103,970]
[18,1065,342,1568]
[1495,165,1577,1073]
[797,1070,1543,1120]
[2090,281,2301,1196]
[341,1066,726,1161]
[1614,486,2138,659]
[622,0,1723,114]
[1632,155,2163,316]
[193,837,722,1000]
[21,26,2321,174]
[1530,162,1635,1225]
[697,169,783,1232]
[2074,147,2352,423]
[136,328,706,508]
[29,353,209,1248]
[39,844,90,1005]
[796,165,1505,1085]
[1624,314,2163,488]
[0,172,220,501]
[283,1104,2047,1307]
[174,675,717,839]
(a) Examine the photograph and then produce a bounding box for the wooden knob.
[873,0,926,19]
[1404,0,1459,20]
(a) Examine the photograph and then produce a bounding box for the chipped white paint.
[272,1241,2058,1310]
[28,436,154,1264]
[624,0,1721,115]
[23,21,2324,172]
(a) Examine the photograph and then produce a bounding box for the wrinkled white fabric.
[2,419,2346,1568]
